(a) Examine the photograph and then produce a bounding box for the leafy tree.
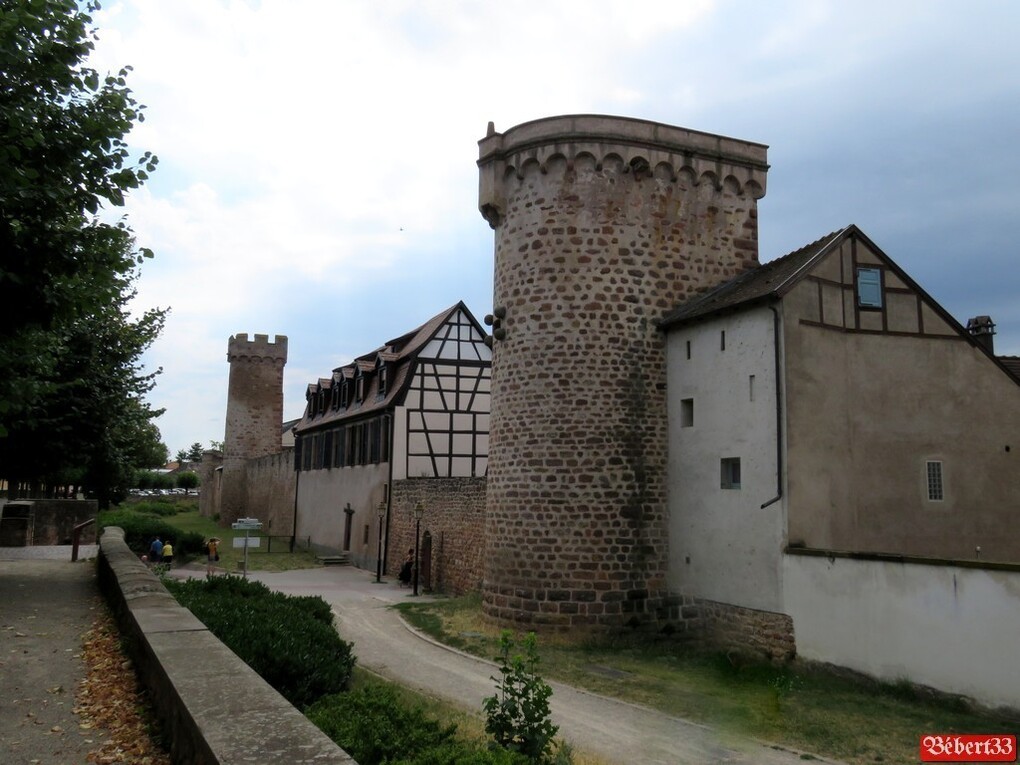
[186,442,204,461]
[131,419,170,470]
[176,471,199,492]
[152,472,174,491]
[174,449,188,464]
[0,0,163,504]
[210,439,224,452]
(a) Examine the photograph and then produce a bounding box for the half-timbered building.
[291,302,491,570]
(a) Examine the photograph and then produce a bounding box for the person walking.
[160,538,174,570]
[148,536,163,568]
[206,537,221,577]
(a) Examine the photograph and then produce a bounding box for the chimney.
[966,315,995,353]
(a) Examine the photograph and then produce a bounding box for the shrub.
[165,575,354,708]
[483,631,562,764]
[98,510,203,558]
[307,685,530,765]
[131,498,192,517]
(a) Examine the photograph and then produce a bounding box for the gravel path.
[233,565,841,765]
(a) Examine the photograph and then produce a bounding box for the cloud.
[85,0,1020,451]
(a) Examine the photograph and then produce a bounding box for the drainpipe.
[291,438,301,552]
[383,411,395,575]
[761,303,784,510]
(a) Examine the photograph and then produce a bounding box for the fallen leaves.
[76,607,170,765]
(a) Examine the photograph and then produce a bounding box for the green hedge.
[307,685,530,765]
[165,575,354,708]
[98,510,204,558]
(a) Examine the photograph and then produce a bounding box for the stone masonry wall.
[197,450,222,518]
[689,599,796,661]
[477,115,768,629]
[221,333,287,525]
[388,478,486,596]
[245,448,296,538]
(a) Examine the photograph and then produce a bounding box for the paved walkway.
[173,564,840,765]
[0,546,101,765]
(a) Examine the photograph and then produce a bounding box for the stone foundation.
[629,595,796,660]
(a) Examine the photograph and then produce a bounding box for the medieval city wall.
[244,448,296,537]
[388,477,486,595]
[478,114,768,629]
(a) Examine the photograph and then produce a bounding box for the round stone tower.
[477,115,768,628]
[220,333,288,524]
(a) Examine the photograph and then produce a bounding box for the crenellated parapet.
[478,114,768,229]
[227,333,288,365]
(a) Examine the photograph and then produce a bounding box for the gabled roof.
[1000,357,1020,382]
[659,227,848,328]
[294,301,485,434]
[660,224,1020,387]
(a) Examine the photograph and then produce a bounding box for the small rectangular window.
[926,461,944,501]
[749,374,756,402]
[680,398,694,427]
[857,267,883,308]
[363,524,370,545]
[720,330,726,351]
[721,457,741,490]
[685,340,691,360]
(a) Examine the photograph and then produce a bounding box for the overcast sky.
[89,0,1020,456]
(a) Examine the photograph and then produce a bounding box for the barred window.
[926,461,944,501]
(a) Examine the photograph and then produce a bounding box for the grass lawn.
[396,594,1019,765]
[109,501,321,573]
[168,509,321,573]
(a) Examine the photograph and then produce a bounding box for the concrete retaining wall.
[98,527,357,765]
[785,550,1020,711]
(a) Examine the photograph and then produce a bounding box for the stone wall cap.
[479,114,768,167]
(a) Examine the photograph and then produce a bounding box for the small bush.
[165,575,354,708]
[483,631,561,764]
[307,685,530,765]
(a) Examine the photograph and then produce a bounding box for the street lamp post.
[375,500,386,583]
[412,500,424,597]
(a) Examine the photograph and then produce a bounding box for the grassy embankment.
[397,594,1019,765]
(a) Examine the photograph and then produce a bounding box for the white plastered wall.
[785,553,1020,710]
[665,305,786,611]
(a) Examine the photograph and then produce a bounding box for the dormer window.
[856,267,883,308]
[378,362,389,396]
[339,378,350,409]
[355,374,365,403]
[331,381,340,410]
[317,388,327,415]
